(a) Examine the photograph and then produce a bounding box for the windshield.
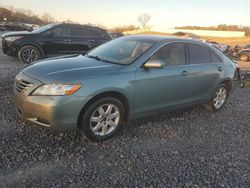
[32,23,59,33]
[87,38,155,65]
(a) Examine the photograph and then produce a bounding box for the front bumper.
[2,38,18,57]
[14,72,89,131]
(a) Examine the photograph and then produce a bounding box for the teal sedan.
[14,35,237,141]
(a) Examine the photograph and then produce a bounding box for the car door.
[134,42,193,116]
[41,25,74,54]
[187,43,224,101]
[67,26,108,54]
[69,26,94,53]
[88,28,110,48]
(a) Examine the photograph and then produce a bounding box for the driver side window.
[149,43,186,66]
[51,27,71,37]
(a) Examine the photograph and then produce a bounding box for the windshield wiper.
[86,55,101,61]
[85,55,118,64]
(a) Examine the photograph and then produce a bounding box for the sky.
[0,0,249,31]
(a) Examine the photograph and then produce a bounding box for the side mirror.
[44,31,54,38]
[144,59,164,69]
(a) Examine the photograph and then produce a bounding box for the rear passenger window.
[188,44,211,64]
[70,27,103,37]
[149,43,186,66]
[88,28,103,37]
[210,51,222,63]
[71,27,91,37]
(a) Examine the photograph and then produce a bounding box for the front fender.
[18,42,45,57]
[74,71,135,118]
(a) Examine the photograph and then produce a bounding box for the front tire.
[18,45,41,63]
[79,97,125,141]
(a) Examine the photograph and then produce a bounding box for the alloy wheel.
[90,103,120,136]
[22,48,39,63]
[213,87,227,109]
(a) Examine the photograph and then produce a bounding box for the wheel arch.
[77,91,130,129]
[219,79,232,94]
[18,42,45,57]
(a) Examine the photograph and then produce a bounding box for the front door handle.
[181,70,188,76]
[64,39,72,42]
[88,40,95,43]
[218,67,223,72]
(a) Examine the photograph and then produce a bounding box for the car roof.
[122,34,206,44]
[59,23,105,30]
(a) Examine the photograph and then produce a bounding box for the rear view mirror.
[144,59,164,69]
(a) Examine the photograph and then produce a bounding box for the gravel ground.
[0,34,250,187]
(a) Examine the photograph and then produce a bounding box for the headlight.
[32,84,81,96]
[5,36,23,41]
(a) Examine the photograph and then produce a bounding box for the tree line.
[2,4,248,36]
[0,6,55,25]
[0,5,151,33]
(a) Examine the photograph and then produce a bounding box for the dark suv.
[1,23,112,63]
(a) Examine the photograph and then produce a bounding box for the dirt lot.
[0,35,250,187]
[202,37,250,46]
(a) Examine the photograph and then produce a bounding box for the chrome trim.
[27,118,51,127]
[14,72,43,95]
[142,40,224,68]
[15,79,33,92]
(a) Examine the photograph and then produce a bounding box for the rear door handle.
[181,70,188,76]
[218,67,223,72]
[88,40,95,43]
[64,39,72,42]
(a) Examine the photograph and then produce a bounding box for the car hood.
[22,54,123,83]
[2,31,31,38]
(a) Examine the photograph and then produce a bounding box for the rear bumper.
[230,67,241,93]
[231,80,240,94]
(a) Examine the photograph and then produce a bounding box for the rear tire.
[79,97,125,141]
[18,45,41,63]
[205,83,228,111]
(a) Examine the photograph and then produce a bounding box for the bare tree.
[41,13,55,23]
[137,13,151,30]
[0,6,44,24]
